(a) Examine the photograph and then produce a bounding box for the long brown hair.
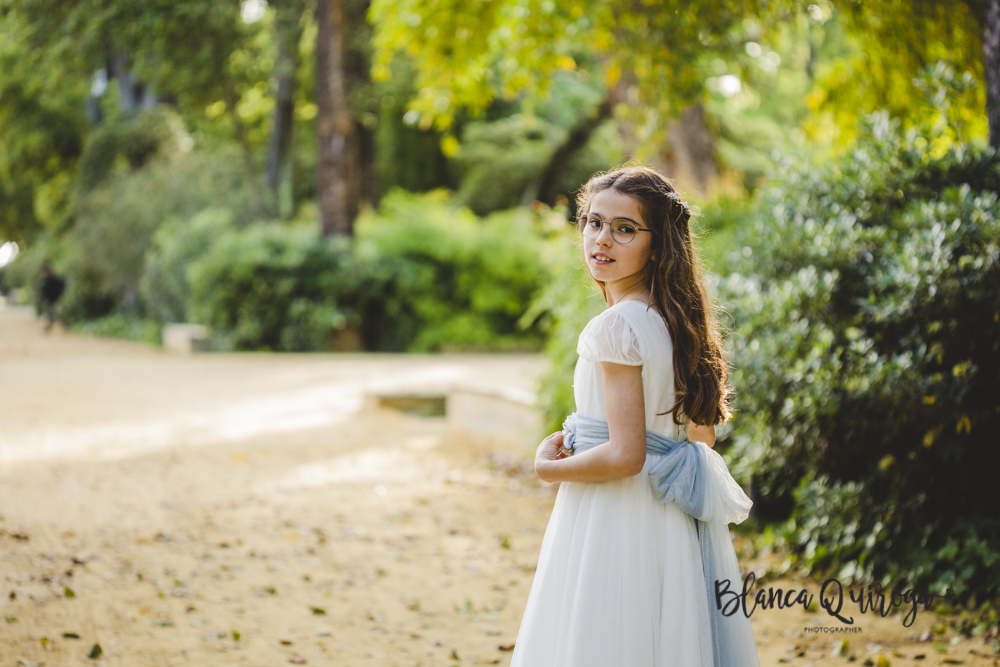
[576,165,733,428]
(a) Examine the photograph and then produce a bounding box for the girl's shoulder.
[607,299,668,331]
[577,302,649,366]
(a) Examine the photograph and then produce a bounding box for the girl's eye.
[615,223,637,234]
[587,219,603,229]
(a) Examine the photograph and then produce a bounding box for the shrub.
[186,222,351,352]
[719,107,1000,602]
[452,108,623,216]
[57,146,255,322]
[140,208,237,323]
[76,107,183,194]
[71,314,161,345]
[352,190,549,352]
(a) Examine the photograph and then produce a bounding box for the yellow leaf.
[297,103,318,121]
[205,101,226,119]
[440,135,461,157]
[804,89,825,110]
[956,415,971,434]
[556,56,576,70]
[605,61,621,87]
[922,396,936,405]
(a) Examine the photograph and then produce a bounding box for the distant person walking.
[39,263,66,332]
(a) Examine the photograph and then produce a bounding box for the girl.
[509,166,760,667]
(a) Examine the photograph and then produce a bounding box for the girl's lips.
[592,254,614,264]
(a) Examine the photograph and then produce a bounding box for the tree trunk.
[223,78,264,218]
[660,101,718,197]
[316,0,359,237]
[265,0,305,218]
[986,0,1000,149]
[525,92,615,207]
[346,0,378,208]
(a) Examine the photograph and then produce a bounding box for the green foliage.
[370,0,784,137]
[719,98,1000,601]
[77,108,184,194]
[0,11,88,241]
[187,222,350,352]
[452,115,552,215]
[57,147,256,322]
[352,190,549,351]
[71,314,161,346]
[817,1,988,145]
[140,208,237,324]
[175,191,551,353]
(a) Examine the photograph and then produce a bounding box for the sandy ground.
[0,305,995,667]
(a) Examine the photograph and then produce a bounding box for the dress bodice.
[573,299,690,441]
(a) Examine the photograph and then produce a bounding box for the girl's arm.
[534,362,648,483]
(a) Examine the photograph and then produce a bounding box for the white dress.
[509,299,718,667]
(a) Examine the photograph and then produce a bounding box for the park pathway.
[0,305,991,667]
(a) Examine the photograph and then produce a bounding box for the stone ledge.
[162,323,210,354]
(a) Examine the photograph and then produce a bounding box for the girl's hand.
[535,431,570,479]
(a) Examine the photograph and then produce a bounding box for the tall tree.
[316,0,360,237]
[986,0,1000,147]
[265,0,308,218]
[1,0,268,213]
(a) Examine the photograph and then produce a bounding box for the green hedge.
[719,109,1000,602]
[136,190,552,353]
[187,221,351,352]
[350,190,549,352]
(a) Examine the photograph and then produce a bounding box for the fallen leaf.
[61,632,80,639]
[87,643,103,659]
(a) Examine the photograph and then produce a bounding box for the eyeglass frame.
[574,214,654,245]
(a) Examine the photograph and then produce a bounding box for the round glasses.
[576,215,653,245]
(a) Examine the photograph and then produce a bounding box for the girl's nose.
[595,222,614,245]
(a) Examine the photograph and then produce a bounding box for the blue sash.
[561,412,760,667]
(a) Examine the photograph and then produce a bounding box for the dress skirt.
[509,454,715,667]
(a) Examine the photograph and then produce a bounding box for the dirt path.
[0,306,994,666]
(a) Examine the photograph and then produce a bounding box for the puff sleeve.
[576,309,644,365]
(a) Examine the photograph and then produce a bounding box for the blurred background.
[0,0,998,663]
